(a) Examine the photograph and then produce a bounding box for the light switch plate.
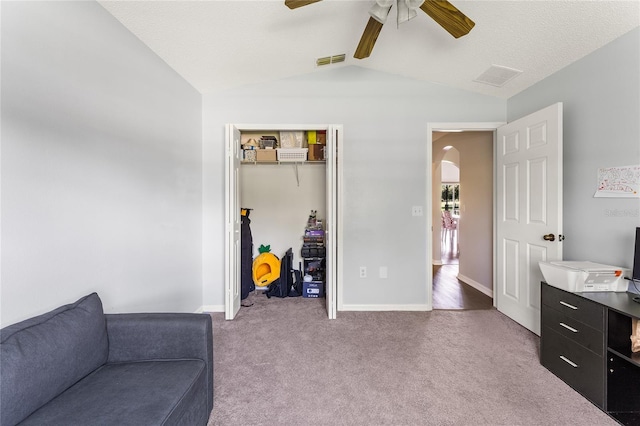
[379,266,388,279]
[412,206,423,216]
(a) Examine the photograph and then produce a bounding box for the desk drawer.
[542,304,604,355]
[541,283,604,330]
[541,327,604,408]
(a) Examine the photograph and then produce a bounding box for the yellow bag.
[252,245,281,287]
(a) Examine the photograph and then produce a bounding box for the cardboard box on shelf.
[317,130,326,145]
[256,149,277,162]
[308,145,324,161]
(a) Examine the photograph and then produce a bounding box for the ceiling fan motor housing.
[369,0,424,25]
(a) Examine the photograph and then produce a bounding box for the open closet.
[224,124,343,320]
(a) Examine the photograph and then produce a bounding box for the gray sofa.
[0,293,213,426]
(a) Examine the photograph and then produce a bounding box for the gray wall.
[1,1,203,326]
[202,67,506,309]
[240,162,326,270]
[508,27,640,270]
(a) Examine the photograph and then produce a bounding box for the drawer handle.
[559,355,578,368]
[559,301,578,310]
[559,322,578,333]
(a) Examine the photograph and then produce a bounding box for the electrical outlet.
[412,206,423,216]
[379,266,388,279]
[359,266,367,278]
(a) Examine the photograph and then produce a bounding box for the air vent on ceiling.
[474,65,522,87]
[316,54,346,67]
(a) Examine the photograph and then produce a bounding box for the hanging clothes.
[240,208,254,300]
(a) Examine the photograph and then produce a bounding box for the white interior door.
[325,126,341,319]
[496,103,563,335]
[224,124,241,320]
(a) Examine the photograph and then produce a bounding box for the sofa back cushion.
[0,293,109,425]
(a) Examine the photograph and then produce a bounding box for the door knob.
[543,233,556,242]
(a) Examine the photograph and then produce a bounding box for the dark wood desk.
[541,283,640,425]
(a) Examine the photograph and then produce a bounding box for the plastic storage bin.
[279,131,304,148]
[276,148,308,162]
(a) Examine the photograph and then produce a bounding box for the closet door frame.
[224,124,343,320]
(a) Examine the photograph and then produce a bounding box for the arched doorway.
[440,147,460,263]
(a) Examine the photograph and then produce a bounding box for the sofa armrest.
[105,313,213,413]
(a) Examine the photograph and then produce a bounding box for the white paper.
[594,165,640,198]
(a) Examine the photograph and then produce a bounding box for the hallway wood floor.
[433,232,493,310]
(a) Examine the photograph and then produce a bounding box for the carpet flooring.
[207,295,615,425]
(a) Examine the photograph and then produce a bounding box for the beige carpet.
[207,295,615,425]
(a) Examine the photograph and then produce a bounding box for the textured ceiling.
[99,0,640,99]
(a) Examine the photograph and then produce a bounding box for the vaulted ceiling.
[99,0,640,99]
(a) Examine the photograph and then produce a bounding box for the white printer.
[538,261,629,293]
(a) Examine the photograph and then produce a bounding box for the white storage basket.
[276,148,308,162]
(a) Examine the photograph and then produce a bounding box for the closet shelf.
[241,160,325,165]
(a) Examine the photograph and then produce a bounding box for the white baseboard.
[432,260,443,266]
[340,304,431,312]
[197,305,224,313]
[200,303,435,313]
[456,274,493,298]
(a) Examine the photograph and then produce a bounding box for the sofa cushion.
[1,293,109,426]
[19,360,208,426]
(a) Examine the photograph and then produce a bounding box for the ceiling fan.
[285,0,475,59]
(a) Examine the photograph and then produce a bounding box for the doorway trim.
[225,123,343,320]
[426,122,505,310]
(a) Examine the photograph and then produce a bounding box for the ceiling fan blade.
[419,0,475,38]
[354,17,384,59]
[285,0,322,9]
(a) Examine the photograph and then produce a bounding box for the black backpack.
[289,265,303,297]
[265,248,302,298]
